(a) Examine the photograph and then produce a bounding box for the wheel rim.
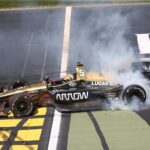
[124,89,145,103]
[13,97,32,116]
[15,100,29,112]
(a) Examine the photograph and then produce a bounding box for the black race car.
[0,63,147,117]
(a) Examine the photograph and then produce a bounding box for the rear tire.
[122,85,146,103]
[10,94,34,117]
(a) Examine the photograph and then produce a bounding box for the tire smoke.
[69,8,150,111]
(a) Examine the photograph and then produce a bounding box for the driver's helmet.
[44,76,50,83]
[64,73,73,81]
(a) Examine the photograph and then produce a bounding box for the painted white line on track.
[22,32,34,78]
[41,15,50,81]
[60,6,72,77]
[48,6,72,150]
[41,33,49,81]
[48,110,62,150]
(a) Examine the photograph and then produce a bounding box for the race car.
[0,62,147,117]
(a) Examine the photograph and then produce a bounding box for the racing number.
[79,69,85,77]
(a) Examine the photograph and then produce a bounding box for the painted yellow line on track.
[93,110,150,150]
[23,118,45,127]
[0,107,48,149]
[0,119,21,127]
[0,130,11,141]
[8,112,15,117]
[34,107,47,116]
[68,113,103,150]
[10,144,38,150]
[15,129,42,141]
[7,107,47,117]
[0,145,3,149]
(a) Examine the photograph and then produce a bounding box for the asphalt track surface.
[0,4,150,150]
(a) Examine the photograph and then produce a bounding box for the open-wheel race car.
[0,62,147,117]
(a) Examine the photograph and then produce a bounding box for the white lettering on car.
[56,92,89,101]
[92,81,110,86]
[69,82,77,87]
[79,69,85,77]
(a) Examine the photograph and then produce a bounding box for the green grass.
[69,0,150,3]
[0,0,60,8]
[0,0,150,8]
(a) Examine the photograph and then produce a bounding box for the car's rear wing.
[132,54,150,79]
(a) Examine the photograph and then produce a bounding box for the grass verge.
[0,0,150,8]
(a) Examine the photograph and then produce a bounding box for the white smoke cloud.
[69,9,150,111]
[69,10,138,70]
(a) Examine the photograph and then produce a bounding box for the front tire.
[122,85,146,103]
[10,94,34,117]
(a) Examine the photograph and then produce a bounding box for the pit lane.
[0,4,150,150]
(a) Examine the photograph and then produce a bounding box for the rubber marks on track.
[88,112,109,150]
[92,111,150,150]
[0,107,47,150]
[68,113,104,150]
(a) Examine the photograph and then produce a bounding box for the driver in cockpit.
[44,62,84,85]
[44,73,74,86]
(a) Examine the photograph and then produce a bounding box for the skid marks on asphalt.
[0,107,48,150]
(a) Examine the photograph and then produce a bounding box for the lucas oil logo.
[56,92,89,101]
[92,81,110,86]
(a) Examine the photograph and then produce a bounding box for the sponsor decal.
[79,69,85,77]
[51,90,58,94]
[69,82,77,87]
[92,81,110,86]
[56,91,89,101]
